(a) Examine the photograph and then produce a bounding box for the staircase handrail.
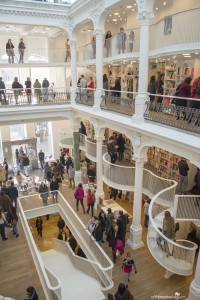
[18,201,62,297]
[52,238,113,290]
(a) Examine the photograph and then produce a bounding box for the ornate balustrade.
[103,152,197,276]
[144,93,200,134]
[75,89,94,107]
[0,87,70,106]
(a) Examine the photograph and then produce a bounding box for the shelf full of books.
[147,147,181,182]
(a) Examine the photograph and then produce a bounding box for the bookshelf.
[147,147,181,182]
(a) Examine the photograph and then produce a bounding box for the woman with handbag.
[74,183,85,214]
[106,224,123,263]
[7,204,19,238]
[0,208,8,240]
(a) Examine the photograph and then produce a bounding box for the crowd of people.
[90,28,135,59]
[0,76,58,105]
[107,132,126,164]
[148,73,200,125]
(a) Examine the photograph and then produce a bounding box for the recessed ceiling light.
[124,18,127,21]
[195,52,199,54]
[163,1,166,5]
[109,14,112,17]
[127,5,132,8]
[114,12,119,15]
[134,3,137,5]
[156,7,158,10]
[113,18,117,21]
[182,53,190,55]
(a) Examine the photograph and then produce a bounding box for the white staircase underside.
[41,249,105,300]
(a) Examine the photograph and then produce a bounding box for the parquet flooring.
[0,177,195,300]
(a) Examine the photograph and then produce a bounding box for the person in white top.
[0,208,8,240]
[143,199,150,227]
[79,75,87,90]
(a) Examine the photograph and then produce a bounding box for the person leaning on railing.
[188,76,200,125]
[12,77,22,105]
[0,77,6,104]
[175,77,192,120]
[163,211,175,257]
[33,79,42,102]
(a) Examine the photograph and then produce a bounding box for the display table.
[83,183,97,194]
[17,175,41,195]
[101,199,132,219]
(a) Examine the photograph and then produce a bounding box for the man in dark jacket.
[107,138,117,164]
[7,182,18,208]
[42,78,49,102]
[116,211,129,246]
[178,158,189,194]
[0,77,6,104]
[50,177,59,203]
[38,149,45,170]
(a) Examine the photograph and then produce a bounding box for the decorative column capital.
[132,155,147,165]
[94,29,105,38]
[59,18,75,37]
[135,0,155,21]
[95,135,104,143]
[90,1,106,29]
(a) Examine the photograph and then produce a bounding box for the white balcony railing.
[59,130,107,161]
[102,152,197,276]
[0,87,70,106]
[149,8,200,52]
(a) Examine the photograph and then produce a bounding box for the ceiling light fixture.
[113,18,117,21]
[182,53,190,55]
[195,52,199,54]
[114,12,119,15]
[127,5,132,8]
[163,1,166,5]
[156,7,158,10]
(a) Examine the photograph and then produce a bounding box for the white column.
[132,18,150,123]
[95,135,104,207]
[63,66,66,91]
[188,253,200,300]
[93,29,104,112]
[127,157,145,249]
[70,40,77,105]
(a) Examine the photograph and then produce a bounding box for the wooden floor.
[0,175,195,300]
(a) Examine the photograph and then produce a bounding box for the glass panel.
[10,124,26,140]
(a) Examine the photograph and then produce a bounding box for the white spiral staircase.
[59,129,198,277]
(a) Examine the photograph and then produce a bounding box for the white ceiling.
[0,0,173,37]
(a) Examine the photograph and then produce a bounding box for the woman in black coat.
[93,220,103,246]
[106,224,123,263]
[117,134,126,162]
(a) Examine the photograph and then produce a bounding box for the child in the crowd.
[122,252,137,283]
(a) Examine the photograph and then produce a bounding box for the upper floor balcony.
[0,7,199,66]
